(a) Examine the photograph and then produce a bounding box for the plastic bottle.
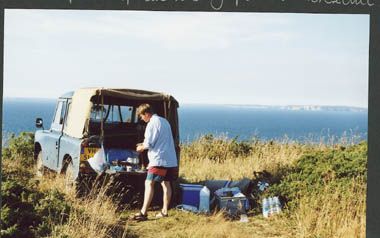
[268,197,274,216]
[273,196,282,214]
[199,186,210,213]
[262,198,269,218]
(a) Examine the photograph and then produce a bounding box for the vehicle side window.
[90,104,108,122]
[120,106,136,123]
[105,105,121,123]
[53,101,63,125]
[64,102,71,128]
[90,104,137,124]
[51,100,67,131]
[60,101,67,124]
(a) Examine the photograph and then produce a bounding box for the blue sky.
[4,10,369,107]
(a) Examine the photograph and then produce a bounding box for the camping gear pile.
[177,170,282,221]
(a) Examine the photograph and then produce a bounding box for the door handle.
[56,141,58,149]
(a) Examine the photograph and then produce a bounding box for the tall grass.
[294,176,366,238]
[2,133,130,238]
[179,135,366,238]
[180,135,316,182]
[37,174,130,238]
[1,133,366,237]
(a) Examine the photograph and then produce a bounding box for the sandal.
[132,211,148,221]
[155,211,168,218]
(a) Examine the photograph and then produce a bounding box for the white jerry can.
[199,186,210,213]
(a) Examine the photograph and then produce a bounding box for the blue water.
[2,99,368,143]
[2,99,56,137]
[179,105,367,143]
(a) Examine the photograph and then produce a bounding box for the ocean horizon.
[2,98,368,144]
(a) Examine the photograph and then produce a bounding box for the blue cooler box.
[180,184,203,208]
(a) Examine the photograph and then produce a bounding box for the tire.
[35,151,45,177]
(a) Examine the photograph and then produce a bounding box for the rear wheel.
[35,151,45,177]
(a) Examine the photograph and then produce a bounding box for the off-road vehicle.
[34,88,180,201]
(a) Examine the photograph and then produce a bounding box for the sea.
[2,99,368,144]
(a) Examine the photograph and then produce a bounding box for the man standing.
[133,103,178,221]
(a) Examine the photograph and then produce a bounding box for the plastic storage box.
[216,195,248,216]
[180,184,203,208]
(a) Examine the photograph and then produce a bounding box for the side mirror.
[36,118,44,129]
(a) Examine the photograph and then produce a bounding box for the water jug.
[273,196,282,214]
[269,197,274,216]
[262,198,269,218]
[199,186,210,213]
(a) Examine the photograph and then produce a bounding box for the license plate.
[80,147,100,161]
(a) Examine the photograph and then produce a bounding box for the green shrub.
[1,180,42,238]
[228,137,253,157]
[182,134,253,162]
[1,132,74,237]
[267,142,367,209]
[1,178,71,238]
[1,224,24,238]
[2,132,35,165]
[34,189,71,225]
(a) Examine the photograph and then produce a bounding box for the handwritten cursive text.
[307,0,375,7]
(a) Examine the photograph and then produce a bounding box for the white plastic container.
[269,197,274,216]
[199,186,210,213]
[273,196,282,214]
[262,198,270,218]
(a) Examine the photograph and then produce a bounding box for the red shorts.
[146,166,179,182]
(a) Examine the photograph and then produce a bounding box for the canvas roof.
[63,88,178,138]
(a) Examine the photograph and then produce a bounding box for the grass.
[180,135,310,182]
[293,177,366,238]
[39,175,128,238]
[122,209,293,238]
[1,133,367,238]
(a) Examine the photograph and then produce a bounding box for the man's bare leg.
[141,180,155,215]
[161,181,172,215]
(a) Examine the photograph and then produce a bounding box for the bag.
[88,145,107,173]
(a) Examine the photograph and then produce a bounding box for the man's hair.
[137,103,153,116]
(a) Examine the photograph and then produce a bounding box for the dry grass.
[36,175,129,238]
[2,134,366,238]
[123,209,294,238]
[180,136,320,182]
[294,176,366,238]
[177,136,366,238]
[2,155,34,183]
[36,172,295,238]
